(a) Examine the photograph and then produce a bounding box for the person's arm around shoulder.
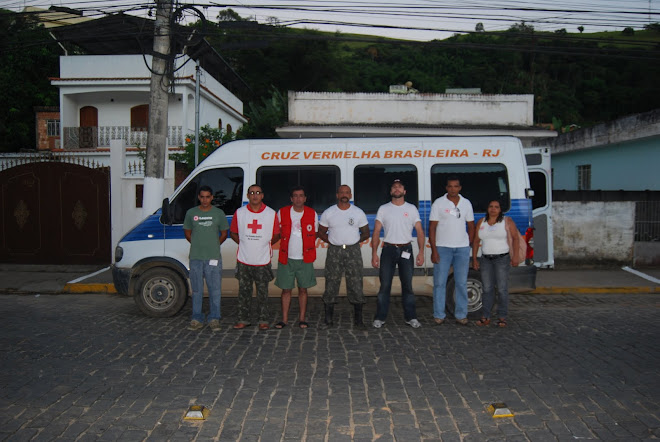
[371,220,383,268]
[506,216,520,266]
[471,218,483,270]
[414,221,425,267]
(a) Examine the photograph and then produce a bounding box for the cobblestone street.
[1,292,659,441]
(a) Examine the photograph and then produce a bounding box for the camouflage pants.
[236,262,274,324]
[323,243,365,305]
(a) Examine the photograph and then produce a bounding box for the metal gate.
[0,157,110,264]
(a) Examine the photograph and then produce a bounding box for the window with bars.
[47,119,60,137]
[577,164,591,190]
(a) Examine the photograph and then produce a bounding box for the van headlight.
[115,246,124,262]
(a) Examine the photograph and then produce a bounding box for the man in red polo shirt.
[274,186,318,329]
[230,184,280,330]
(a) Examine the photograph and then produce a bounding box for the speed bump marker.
[184,405,209,420]
[488,402,513,418]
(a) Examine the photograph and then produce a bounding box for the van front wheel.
[134,268,187,317]
[445,270,483,319]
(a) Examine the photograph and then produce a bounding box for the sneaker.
[406,319,421,328]
[372,319,385,328]
[188,320,203,331]
[208,319,221,331]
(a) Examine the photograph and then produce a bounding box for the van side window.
[431,164,510,213]
[257,165,339,213]
[528,171,548,210]
[170,167,244,224]
[354,164,418,214]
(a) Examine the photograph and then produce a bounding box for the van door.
[524,147,554,268]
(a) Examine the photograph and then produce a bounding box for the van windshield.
[431,164,510,213]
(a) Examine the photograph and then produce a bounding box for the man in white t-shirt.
[429,176,475,325]
[371,180,425,329]
[318,185,370,328]
[274,186,318,329]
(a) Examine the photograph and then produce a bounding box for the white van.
[113,136,538,317]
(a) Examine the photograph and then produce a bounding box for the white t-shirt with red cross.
[375,202,421,244]
[231,204,279,266]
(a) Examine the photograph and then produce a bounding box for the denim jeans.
[189,259,222,323]
[479,254,510,319]
[375,244,417,321]
[432,246,470,320]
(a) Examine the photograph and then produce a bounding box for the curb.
[531,286,660,294]
[62,283,117,294]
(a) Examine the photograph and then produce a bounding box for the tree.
[0,9,60,151]
[578,26,584,33]
[475,22,485,32]
[622,27,635,36]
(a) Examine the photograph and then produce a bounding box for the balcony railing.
[63,126,184,149]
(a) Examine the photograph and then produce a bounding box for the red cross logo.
[247,219,263,234]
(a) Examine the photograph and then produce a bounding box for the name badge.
[401,251,411,260]
[209,259,219,266]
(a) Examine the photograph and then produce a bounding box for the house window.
[226,123,232,134]
[577,165,591,190]
[218,118,222,128]
[47,120,60,137]
[131,105,149,131]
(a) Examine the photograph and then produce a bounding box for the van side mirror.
[160,198,173,225]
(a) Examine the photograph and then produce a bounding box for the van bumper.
[112,265,131,295]
[509,265,537,293]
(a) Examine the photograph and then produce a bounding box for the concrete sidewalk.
[0,264,658,296]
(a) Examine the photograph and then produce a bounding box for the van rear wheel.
[134,268,187,317]
[445,270,483,319]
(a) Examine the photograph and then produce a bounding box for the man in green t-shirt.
[183,185,229,331]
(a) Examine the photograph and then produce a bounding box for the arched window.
[131,105,149,131]
[80,106,98,127]
[226,123,232,134]
[218,118,222,128]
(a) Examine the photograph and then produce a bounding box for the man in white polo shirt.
[429,176,475,325]
[371,179,425,329]
[318,184,370,328]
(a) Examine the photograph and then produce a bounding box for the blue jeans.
[189,259,222,322]
[433,246,470,320]
[375,244,417,321]
[480,254,510,319]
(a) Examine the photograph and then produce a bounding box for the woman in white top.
[471,200,520,327]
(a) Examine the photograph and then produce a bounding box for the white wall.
[288,92,534,126]
[552,201,635,264]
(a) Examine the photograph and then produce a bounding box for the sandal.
[258,323,270,330]
[476,317,491,326]
[233,322,250,329]
[298,321,309,329]
[497,318,508,328]
[274,321,286,329]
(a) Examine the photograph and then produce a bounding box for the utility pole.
[143,0,173,217]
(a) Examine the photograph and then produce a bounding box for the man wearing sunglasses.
[230,184,280,330]
[429,176,475,326]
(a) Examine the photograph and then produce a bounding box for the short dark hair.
[446,175,460,186]
[198,185,213,195]
[290,185,306,197]
[247,184,262,193]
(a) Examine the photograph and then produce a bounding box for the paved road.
[1,293,659,441]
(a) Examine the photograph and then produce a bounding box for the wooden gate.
[0,159,110,264]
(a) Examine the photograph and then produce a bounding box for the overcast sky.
[7,0,660,41]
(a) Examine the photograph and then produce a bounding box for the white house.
[51,54,247,150]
